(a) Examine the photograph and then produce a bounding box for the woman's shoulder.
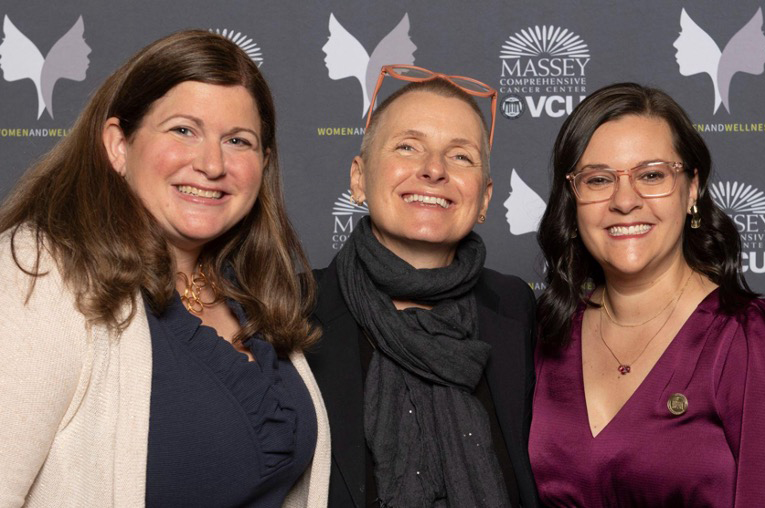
[704,292,765,364]
[1,225,64,294]
[1,225,90,345]
[734,295,765,331]
[703,288,765,327]
[478,268,534,305]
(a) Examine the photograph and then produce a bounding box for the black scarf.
[337,216,510,508]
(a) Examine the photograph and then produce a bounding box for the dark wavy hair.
[0,30,318,354]
[536,82,757,349]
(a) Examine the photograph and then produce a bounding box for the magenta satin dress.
[529,290,765,507]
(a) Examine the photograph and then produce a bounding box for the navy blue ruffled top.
[144,294,317,507]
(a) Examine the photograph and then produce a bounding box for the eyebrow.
[160,114,261,141]
[579,159,667,171]
[394,129,480,149]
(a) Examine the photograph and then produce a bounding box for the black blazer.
[306,259,540,508]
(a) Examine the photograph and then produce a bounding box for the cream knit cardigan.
[0,230,330,507]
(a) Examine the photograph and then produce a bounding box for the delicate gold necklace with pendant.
[599,271,693,375]
[177,264,221,314]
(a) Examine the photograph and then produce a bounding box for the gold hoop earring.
[690,204,701,229]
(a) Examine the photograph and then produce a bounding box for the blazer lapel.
[306,260,365,508]
[474,276,537,507]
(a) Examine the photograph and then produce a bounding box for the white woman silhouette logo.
[674,8,765,114]
[0,15,91,119]
[322,13,416,117]
[503,169,546,235]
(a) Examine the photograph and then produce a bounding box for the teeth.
[608,224,652,236]
[177,185,222,199]
[403,193,450,208]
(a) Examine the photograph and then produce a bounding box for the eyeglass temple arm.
[489,94,496,149]
[365,69,388,130]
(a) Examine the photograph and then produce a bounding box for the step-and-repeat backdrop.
[2,0,764,293]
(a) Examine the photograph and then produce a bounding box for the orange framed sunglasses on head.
[365,64,498,148]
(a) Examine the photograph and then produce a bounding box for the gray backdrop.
[2,0,764,293]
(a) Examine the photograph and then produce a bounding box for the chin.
[172,223,230,247]
[405,228,464,247]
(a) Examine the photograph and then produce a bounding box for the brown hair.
[360,77,491,178]
[0,30,318,354]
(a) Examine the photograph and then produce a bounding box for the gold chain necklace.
[599,271,693,375]
[602,283,678,328]
[178,264,221,315]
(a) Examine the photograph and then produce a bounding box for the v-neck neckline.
[575,288,719,439]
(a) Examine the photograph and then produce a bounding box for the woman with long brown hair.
[0,31,329,507]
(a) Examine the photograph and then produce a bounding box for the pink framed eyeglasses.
[365,64,498,148]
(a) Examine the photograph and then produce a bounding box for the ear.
[102,117,129,176]
[480,177,493,217]
[350,155,367,203]
[687,168,700,211]
[263,147,271,170]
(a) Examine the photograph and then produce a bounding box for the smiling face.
[103,81,267,261]
[574,115,698,281]
[350,90,491,264]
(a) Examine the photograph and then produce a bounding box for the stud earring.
[690,204,701,229]
[478,214,486,224]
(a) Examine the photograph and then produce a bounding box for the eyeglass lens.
[574,163,677,201]
[390,66,433,79]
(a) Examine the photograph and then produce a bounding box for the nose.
[417,152,449,183]
[609,174,642,213]
[195,140,226,179]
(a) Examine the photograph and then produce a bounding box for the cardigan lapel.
[306,260,365,508]
[113,297,153,508]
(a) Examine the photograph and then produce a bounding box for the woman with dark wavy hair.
[0,31,328,506]
[530,82,764,506]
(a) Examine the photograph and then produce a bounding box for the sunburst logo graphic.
[331,190,368,250]
[709,181,765,214]
[500,25,590,59]
[333,190,369,216]
[211,28,263,66]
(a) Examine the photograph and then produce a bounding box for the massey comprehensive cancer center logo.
[330,190,368,249]
[498,25,589,119]
[710,180,765,274]
[211,28,263,67]
[0,15,90,119]
[321,13,416,120]
[674,8,765,114]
